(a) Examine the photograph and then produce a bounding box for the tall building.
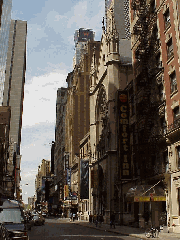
[156,0,180,233]
[0,0,12,105]
[35,159,51,203]
[3,20,27,199]
[73,28,94,68]
[0,0,12,197]
[128,0,180,231]
[54,87,67,202]
[65,35,101,217]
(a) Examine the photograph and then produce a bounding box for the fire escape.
[131,0,167,181]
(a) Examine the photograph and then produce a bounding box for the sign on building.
[80,159,89,199]
[67,168,71,188]
[118,90,131,180]
[65,154,69,169]
[64,185,69,200]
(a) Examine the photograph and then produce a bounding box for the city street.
[28,218,138,240]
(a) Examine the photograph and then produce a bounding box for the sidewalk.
[73,220,180,239]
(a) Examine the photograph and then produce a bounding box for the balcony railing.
[166,118,180,135]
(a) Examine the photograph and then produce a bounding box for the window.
[178,188,180,215]
[158,84,164,101]
[164,9,170,29]
[170,71,177,93]
[160,117,166,134]
[153,26,158,39]
[173,106,180,121]
[150,0,156,14]
[133,10,136,19]
[167,38,174,60]
[153,26,159,49]
[163,150,168,172]
[178,147,180,169]
[156,53,162,68]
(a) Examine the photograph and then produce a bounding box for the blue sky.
[11,0,104,203]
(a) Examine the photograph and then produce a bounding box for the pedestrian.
[110,212,115,229]
[94,214,98,227]
[89,214,93,223]
[69,212,72,222]
[73,213,76,221]
[77,212,80,221]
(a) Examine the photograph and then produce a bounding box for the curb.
[73,221,147,239]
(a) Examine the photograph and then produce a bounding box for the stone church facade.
[89,0,133,223]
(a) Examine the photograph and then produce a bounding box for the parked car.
[0,199,29,240]
[0,223,11,240]
[32,214,45,226]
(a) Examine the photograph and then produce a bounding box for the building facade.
[3,19,27,200]
[0,0,12,199]
[65,30,101,216]
[73,28,94,68]
[89,0,133,223]
[35,159,51,204]
[0,0,12,105]
[157,0,180,233]
[79,132,90,221]
[128,0,180,231]
[54,87,67,204]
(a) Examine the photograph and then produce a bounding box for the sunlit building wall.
[0,0,12,105]
[3,20,27,199]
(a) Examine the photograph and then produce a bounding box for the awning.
[126,185,166,202]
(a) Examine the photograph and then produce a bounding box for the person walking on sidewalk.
[110,212,115,229]
[69,212,72,222]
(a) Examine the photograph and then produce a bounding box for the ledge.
[170,90,178,99]
[164,24,171,34]
[167,55,174,64]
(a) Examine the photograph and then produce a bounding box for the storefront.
[126,185,166,228]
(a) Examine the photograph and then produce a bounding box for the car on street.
[0,199,29,240]
[32,214,45,226]
[0,223,11,239]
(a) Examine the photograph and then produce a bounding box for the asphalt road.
[28,218,139,240]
